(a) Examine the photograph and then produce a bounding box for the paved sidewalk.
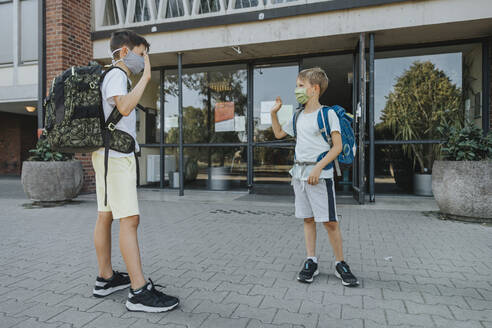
[0,178,491,328]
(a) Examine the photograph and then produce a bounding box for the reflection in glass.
[253,64,298,142]
[374,44,482,174]
[164,147,247,190]
[253,147,294,185]
[164,65,247,144]
[133,70,161,145]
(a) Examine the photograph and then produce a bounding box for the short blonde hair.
[298,67,330,96]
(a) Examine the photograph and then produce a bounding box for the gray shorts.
[292,178,338,222]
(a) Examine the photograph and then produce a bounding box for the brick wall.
[45,0,95,193]
[0,113,37,175]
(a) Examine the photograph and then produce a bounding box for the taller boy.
[91,30,179,312]
[271,67,359,286]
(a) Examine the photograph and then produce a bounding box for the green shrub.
[28,138,73,161]
[439,122,492,161]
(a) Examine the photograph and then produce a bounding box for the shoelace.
[148,278,167,297]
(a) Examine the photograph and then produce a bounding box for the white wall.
[93,0,492,60]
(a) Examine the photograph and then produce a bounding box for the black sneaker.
[335,261,359,287]
[93,270,131,297]
[297,259,319,283]
[126,279,179,313]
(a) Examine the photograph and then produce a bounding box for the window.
[0,1,13,64]
[20,0,38,62]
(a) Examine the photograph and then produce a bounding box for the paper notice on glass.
[215,119,235,132]
[165,116,178,132]
[277,104,293,125]
[235,116,246,132]
[215,102,235,123]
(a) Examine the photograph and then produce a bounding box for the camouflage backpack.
[43,63,141,205]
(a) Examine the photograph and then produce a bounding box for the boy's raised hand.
[142,50,151,82]
[271,96,283,113]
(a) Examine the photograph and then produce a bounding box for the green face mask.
[295,87,309,104]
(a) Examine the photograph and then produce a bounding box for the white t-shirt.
[282,107,341,180]
[96,68,139,158]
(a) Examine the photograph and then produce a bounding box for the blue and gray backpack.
[293,105,356,175]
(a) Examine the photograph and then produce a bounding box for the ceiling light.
[25,106,36,112]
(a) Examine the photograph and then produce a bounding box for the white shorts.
[92,152,140,219]
[292,178,338,222]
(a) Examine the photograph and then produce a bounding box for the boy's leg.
[304,217,317,257]
[119,215,146,290]
[94,211,114,279]
[323,221,344,262]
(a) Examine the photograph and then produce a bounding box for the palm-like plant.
[381,61,463,173]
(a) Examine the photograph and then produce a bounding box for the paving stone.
[192,300,238,317]
[83,313,137,328]
[158,311,209,328]
[385,309,434,327]
[131,319,187,328]
[341,305,386,325]
[187,290,229,303]
[0,299,38,316]
[47,308,102,328]
[11,317,61,328]
[318,315,363,328]
[363,296,405,312]
[432,316,484,328]
[223,292,264,307]
[0,314,29,328]
[250,285,288,299]
[273,310,318,328]
[17,303,69,322]
[260,296,302,313]
[448,306,492,322]
[86,299,128,316]
[232,304,277,323]
[215,281,254,294]
[406,300,454,319]
[200,314,249,328]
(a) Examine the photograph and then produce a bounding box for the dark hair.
[110,29,150,59]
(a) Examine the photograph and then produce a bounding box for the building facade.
[4,0,491,203]
[0,0,39,176]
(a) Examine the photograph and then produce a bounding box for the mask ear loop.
[108,47,124,67]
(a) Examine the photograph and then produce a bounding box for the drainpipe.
[37,0,46,137]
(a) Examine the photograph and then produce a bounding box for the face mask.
[111,47,145,74]
[295,87,310,104]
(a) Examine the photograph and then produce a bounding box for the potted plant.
[21,138,84,202]
[432,122,492,219]
[380,61,462,195]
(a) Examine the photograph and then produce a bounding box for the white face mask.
[111,47,145,74]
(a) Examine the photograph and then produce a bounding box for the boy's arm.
[307,131,342,185]
[271,96,288,139]
[113,52,151,116]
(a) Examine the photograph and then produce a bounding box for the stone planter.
[432,160,492,219]
[413,173,433,196]
[21,160,84,201]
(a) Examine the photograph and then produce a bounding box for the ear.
[119,46,129,58]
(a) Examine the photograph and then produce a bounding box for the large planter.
[432,160,492,219]
[21,160,84,201]
[413,173,433,196]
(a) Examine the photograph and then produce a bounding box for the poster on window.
[215,102,235,132]
[260,101,293,125]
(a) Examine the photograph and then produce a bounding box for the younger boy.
[92,30,179,312]
[270,67,359,286]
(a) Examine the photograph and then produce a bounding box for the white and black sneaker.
[93,271,131,298]
[126,279,179,313]
[297,259,319,283]
[335,261,359,287]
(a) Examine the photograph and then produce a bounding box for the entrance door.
[352,34,367,204]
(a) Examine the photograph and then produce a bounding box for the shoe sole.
[335,270,359,287]
[125,300,179,313]
[93,283,131,298]
[297,269,319,283]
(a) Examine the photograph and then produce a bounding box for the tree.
[380,61,463,173]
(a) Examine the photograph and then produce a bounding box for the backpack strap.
[319,106,341,176]
[100,66,137,206]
